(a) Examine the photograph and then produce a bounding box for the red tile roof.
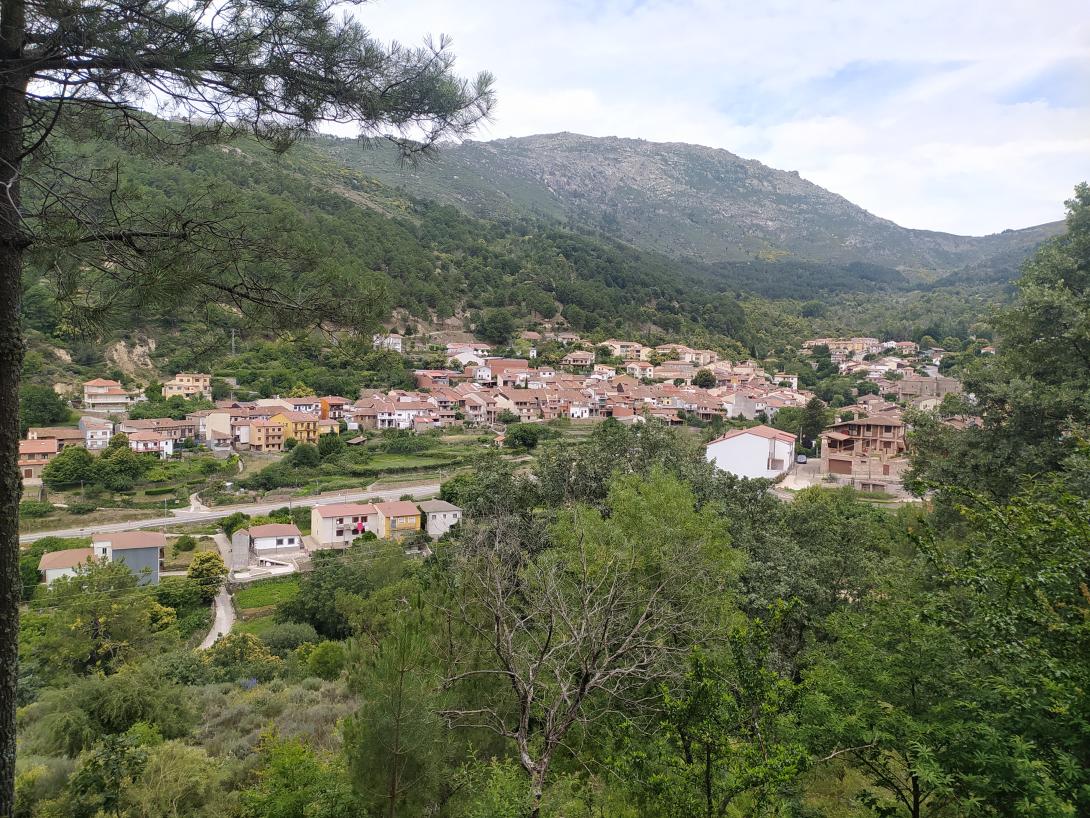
[708,425,796,445]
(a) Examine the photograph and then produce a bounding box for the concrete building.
[244,523,304,555]
[90,531,166,585]
[417,500,462,539]
[705,425,796,480]
[79,416,114,449]
[374,501,422,540]
[83,378,136,412]
[38,548,95,585]
[310,503,379,549]
[163,372,212,400]
[19,438,59,481]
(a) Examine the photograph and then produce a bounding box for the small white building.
[38,547,94,584]
[417,499,463,540]
[309,503,379,549]
[245,523,303,554]
[705,425,796,480]
[373,333,404,353]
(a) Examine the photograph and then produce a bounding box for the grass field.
[234,613,279,637]
[234,576,300,610]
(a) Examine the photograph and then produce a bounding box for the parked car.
[796,454,808,464]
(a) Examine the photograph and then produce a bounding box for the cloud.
[354,0,1090,234]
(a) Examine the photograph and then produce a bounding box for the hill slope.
[317,132,1062,277]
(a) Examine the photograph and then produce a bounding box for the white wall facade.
[705,434,793,480]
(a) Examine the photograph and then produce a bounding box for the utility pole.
[230,328,236,356]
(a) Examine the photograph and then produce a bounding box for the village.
[18,329,967,592]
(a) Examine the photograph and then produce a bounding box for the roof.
[707,425,796,446]
[417,499,461,514]
[248,523,302,538]
[127,430,170,442]
[313,503,376,518]
[19,439,59,454]
[92,531,167,550]
[29,427,84,439]
[84,378,121,387]
[39,548,94,571]
[374,500,421,517]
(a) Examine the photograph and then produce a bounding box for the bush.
[65,501,97,515]
[172,534,197,553]
[261,623,320,657]
[20,500,54,518]
[306,641,346,681]
[143,485,177,496]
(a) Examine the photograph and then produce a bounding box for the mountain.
[315,132,1062,279]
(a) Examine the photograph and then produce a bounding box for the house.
[79,416,113,449]
[417,499,462,539]
[82,378,134,412]
[561,350,595,369]
[310,503,379,548]
[90,531,166,585]
[373,333,404,353]
[119,417,198,441]
[625,361,654,379]
[603,340,648,361]
[127,430,175,458]
[19,438,59,481]
[163,372,212,400]
[237,523,304,556]
[374,500,422,539]
[319,396,353,420]
[248,419,286,452]
[820,414,908,480]
[27,427,85,449]
[271,411,320,444]
[38,548,95,585]
[705,425,795,480]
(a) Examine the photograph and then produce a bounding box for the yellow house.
[374,501,422,539]
[271,411,320,444]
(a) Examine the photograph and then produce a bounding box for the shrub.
[306,641,346,681]
[205,633,283,682]
[65,501,97,515]
[172,534,197,554]
[19,500,53,518]
[261,623,320,658]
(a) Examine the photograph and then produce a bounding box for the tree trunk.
[0,0,27,810]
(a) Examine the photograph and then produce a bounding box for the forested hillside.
[22,126,1018,390]
[319,132,1063,275]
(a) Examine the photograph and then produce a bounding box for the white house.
[246,523,303,554]
[127,430,174,458]
[373,333,404,353]
[417,499,462,539]
[309,502,379,548]
[38,548,93,584]
[79,416,113,449]
[705,425,796,480]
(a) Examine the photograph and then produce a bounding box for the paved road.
[199,586,234,649]
[19,482,441,544]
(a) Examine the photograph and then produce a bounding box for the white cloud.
[353,0,1090,234]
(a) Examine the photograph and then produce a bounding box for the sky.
[356,0,1090,235]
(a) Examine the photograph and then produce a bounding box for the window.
[276,538,284,545]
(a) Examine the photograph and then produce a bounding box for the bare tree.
[0,0,493,809]
[442,472,737,818]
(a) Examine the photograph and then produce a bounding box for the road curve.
[20,482,441,544]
